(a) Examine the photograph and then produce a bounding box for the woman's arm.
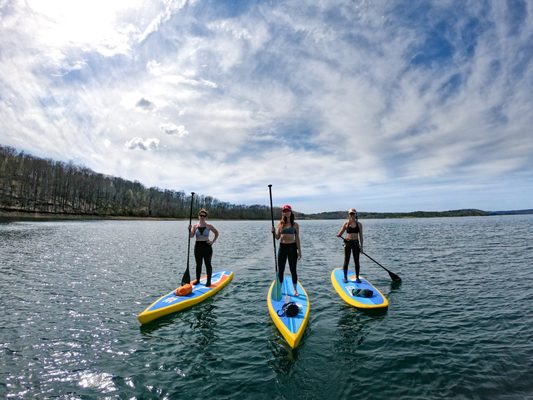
[189,223,197,238]
[273,223,282,240]
[358,222,363,251]
[295,223,302,259]
[208,224,219,245]
[336,222,347,237]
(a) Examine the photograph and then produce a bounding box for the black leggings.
[194,241,213,284]
[343,240,360,279]
[278,243,298,284]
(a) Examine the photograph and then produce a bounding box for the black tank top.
[346,224,359,234]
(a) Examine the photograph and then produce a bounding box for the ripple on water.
[1,217,532,399]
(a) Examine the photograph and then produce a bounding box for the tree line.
[2,144,512,220]
[0,145,272,219]
[302,209,490,219]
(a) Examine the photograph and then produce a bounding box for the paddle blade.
[389,271,402,282]
[181,268,191,285]
[273,276,282,301]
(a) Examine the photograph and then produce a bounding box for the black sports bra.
[346,224,359,234]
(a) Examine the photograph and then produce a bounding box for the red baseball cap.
[282,204,292,212]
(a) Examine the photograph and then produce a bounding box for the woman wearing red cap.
[336,208,363,283]
[272,204,302,296]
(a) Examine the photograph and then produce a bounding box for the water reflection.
[267,325,299,375]
[191,303,218,348]
[3,216,532,399]
[335,307,387,354]
[139,300,218,344]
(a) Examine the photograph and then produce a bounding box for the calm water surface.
[1,216,532,399]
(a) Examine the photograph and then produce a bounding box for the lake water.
[1,215,532,399]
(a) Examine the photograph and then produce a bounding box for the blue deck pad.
[332,269,385,306]
[149,271,226,311]
[270,278,308,334]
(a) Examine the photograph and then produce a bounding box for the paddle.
[181,192,195,285]
[268,184,282,301]
[339,236,401,282]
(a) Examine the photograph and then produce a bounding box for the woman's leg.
[343,242,351,280]
[353,242,361,280]
[288,245,299,295]
[204,245,213,286]
[194,243,203,283]
[277,245,288,284]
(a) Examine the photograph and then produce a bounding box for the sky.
[1,0,532,213]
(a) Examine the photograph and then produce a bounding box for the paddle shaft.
[182,192,195,285]
[361,251,401,282]
[339,236,401,282]
[268,185,278,274]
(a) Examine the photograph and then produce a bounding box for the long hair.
[348,211,358,224]
[279,212,295,226]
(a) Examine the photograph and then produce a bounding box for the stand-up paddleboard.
[331,268,388,310]
[138,270,234,324]
[267,278,310,348]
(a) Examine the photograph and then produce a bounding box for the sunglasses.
[199,214,207,217]
[349,212,356,215]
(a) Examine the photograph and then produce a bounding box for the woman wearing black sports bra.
[189,208,219,287]
[272,204,302,296]
[336,208,363,283]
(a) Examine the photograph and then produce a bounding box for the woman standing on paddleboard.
[189,208,219,287]
[272,204,302,296]
[336,208,363,283]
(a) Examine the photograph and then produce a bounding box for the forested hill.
[0,145,270,219]
[1,144,529,220]
[303,209,489,219]
[303,209,533,219]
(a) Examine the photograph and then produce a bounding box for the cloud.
[160,123,189,137]
[125,137,159,151]
[135,98,155,111]
[1,0,532,212]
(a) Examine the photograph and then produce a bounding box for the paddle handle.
[268,185,278,273]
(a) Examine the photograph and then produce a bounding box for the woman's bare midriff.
[280,234,296,244]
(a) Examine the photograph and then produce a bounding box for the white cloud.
[1,0,532,212]
[125,137,159,151]
[160,123,189,137]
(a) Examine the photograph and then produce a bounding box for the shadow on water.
[388,280,402,291]
[139,313,184,335]
[191,304,218,347]
[267,324,303,375]
[335,307,387,352]
[139,300,218,342]
[268,347,299,374]
[382,279,402,304]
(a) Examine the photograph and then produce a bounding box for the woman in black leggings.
[189,208,219,287]
[272,204,302,296]
[336,208,364,283]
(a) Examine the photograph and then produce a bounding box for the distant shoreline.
[0,209,184,221]
[2,208,532,221]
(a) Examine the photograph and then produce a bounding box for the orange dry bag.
[175,283,192,296]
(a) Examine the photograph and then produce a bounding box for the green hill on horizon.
[2,144,531,220]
